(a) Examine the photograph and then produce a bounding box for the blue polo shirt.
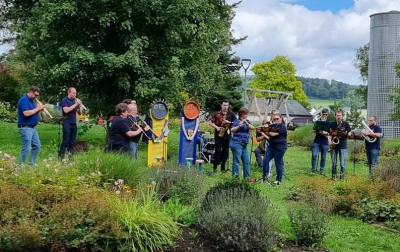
[231,118,251,144]
[17,94,39,126]
[61,97,78,124]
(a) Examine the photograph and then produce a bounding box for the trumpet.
[75,98,87,111]
[35,98,53,118]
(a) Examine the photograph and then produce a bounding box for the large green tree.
[1,0,244,115]
[250,55,308,108]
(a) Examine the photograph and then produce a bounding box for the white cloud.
[229,0,400,85]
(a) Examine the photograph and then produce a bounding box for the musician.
[364,116,382,174]
[254,119,270,168]
[107,103,144,153]
[126,103,150,159]
[17,86,45,166]
[229,107,255,179]
[311,108,330,174]
[209,99,237,173]
[262,114,287,185]
[328,110,352,180]
[58,87,82,159]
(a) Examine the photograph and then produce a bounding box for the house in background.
[247,98,313,125]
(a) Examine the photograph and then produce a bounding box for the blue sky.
[294,0,354,13]
[229,0,400,85]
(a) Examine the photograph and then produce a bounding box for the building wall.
[369,11,400,137]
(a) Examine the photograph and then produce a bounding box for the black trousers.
[213,137,230,170]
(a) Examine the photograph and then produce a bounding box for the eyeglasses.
[273,118,280,121]
[322,113,328,116]
[33,93,40,97]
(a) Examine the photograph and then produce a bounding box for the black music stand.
[50,116,67,160]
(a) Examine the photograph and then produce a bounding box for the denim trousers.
[59,123,77,158]
[263,147,286,182]
[311,143,329,172]
[366,148,380,171]
[129,141,139,159]
[331,148,347,175]
[229,140,250,178]
[18,127,41,165]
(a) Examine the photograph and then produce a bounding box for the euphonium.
[360,118,377,143]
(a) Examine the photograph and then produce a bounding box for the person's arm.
[22,100,44,117]
[209,114,221,132]
[256,132,269,142]
[63,99,81,114]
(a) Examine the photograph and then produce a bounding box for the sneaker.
[339,173,345,180]
[273,181,281,186]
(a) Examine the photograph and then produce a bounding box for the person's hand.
[216,126,221,131]
[143,125,151,131]
[37,102,45,111]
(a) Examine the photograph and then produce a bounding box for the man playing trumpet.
[17,86,46,166]
[58,87,83,160]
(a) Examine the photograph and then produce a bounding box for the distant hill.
[241,75,359,100]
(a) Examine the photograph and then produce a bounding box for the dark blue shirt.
[267,123,287,149]
[108,116,131,151]
[17,94,39,126]
[365,124,382,150]
[126,115,142,143]
[313,131,329,145]
[329,121,351,149]
[231,118,251,144]
[61,97,78,124]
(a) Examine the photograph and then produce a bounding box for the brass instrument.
[35,98,53,118]
[349,118,377,143]
[75,98,87,111]
[255,125,278,133]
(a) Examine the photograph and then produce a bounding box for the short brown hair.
[115,103,128,115]
[29,86,40,93]
[238,107,249,117]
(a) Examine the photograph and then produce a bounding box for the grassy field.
[308,98,340,109]
[1,121,399,251]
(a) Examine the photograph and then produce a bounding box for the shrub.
[373,159,400,193]
[288,123,314,148]
[203,177,261,202]
[153,164,207,205]
[198,187,279,252]
[358,199,400,227]
[288,202,329,247]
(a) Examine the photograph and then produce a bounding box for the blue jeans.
[18,127,41,165]
[311,143,329,172]
[331,148,347,175]
[263,147,286,182]
[59,123,77,158]
[130,141,139,159]
[366,148,380,173]
[229,140,251,178]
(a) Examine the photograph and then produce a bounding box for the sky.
[228,0,400,85]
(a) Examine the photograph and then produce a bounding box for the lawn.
[1,121,399,251]
[308,98,340,109]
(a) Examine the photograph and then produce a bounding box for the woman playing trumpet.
[229,107,255,180]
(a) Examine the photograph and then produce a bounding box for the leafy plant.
[162,198,197,226]
[199,187,278,252]
[288,202,330,247]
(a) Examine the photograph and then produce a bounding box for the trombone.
[127,115,155,140]
[35,98,53,118]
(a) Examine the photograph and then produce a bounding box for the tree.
[250,55,308,108]
[354,43,369,84]
[345,105,362,129]
[1,0,244,115]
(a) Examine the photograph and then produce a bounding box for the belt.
[18,125,35,128]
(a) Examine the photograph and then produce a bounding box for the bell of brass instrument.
[359,118,377,143]
[329,120,347,145]
[75,98,87,111]
[218,120,232,137]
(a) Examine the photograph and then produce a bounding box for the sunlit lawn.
[1,121,399,251]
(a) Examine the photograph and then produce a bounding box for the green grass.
[308,98,340,109]
[1,121,399,251]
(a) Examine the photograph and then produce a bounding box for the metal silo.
[368,10,400,138]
